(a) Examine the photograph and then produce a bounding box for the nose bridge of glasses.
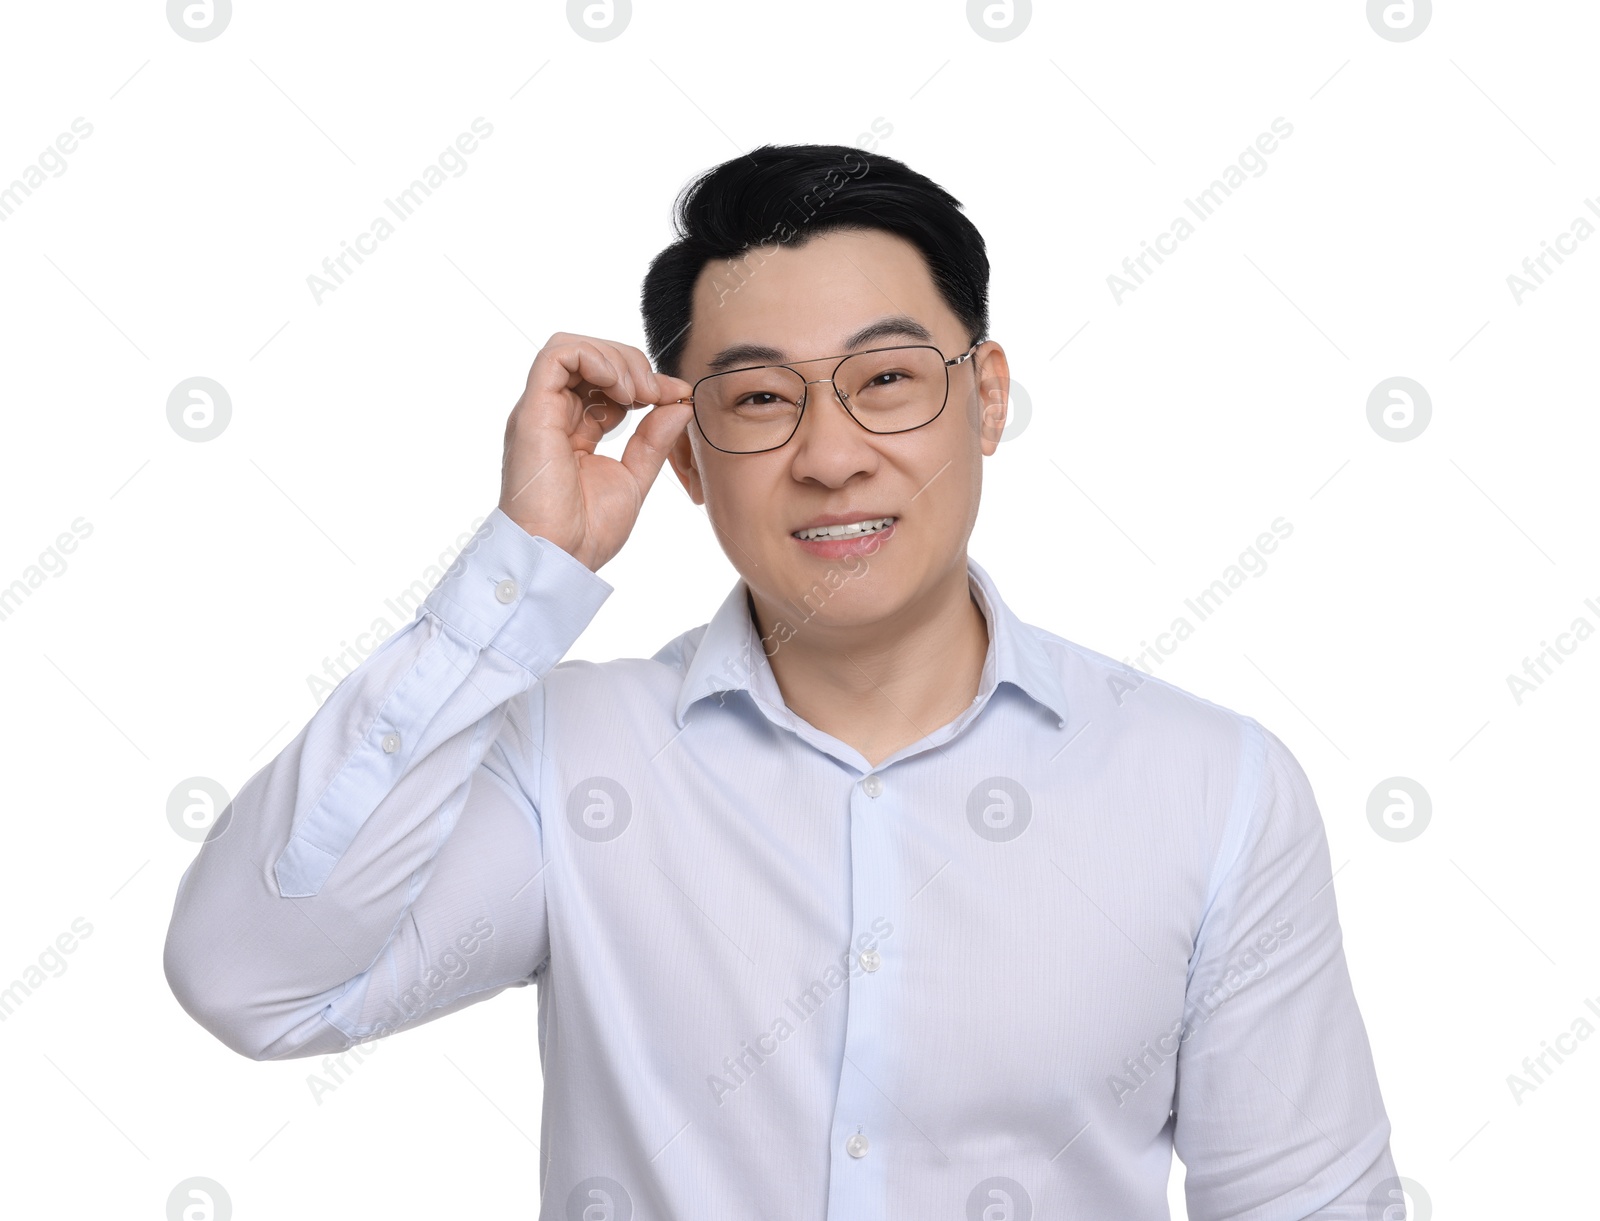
[799,374,849,404]
[796,372,851,412]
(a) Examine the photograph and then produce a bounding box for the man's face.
[667,227,1009,636]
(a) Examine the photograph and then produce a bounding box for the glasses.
[669,343,979,454]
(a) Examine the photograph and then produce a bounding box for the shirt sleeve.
[1173,720,1401,1220]
[162,508,612,1061]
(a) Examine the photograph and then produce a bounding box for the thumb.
[616,401,694,493]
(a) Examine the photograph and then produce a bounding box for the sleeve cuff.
[422,507,614,675]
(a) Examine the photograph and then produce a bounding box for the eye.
[866,371,909,388]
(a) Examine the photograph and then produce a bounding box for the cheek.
[913,423,980,490]
[701,461,777,529]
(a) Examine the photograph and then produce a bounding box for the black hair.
[640,143,990,379]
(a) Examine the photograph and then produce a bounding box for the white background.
[1,1,1594,1217]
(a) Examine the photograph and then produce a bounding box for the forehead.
[679,228,956,373]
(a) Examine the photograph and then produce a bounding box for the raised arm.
[162,511,612,1059]
[163,334,695,1061]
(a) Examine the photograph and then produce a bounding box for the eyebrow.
[703,314,937,374]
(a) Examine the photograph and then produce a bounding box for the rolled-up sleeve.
[162,509,611,1061]
[1175,719,1400,1220]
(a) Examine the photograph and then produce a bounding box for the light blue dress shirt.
[164,507,1400,1220]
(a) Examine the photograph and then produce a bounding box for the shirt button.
[846,1133,869,1158]
[381,732,400,754]
[495,578,519,604]
[859,948,881,972]
[861,774,884,798]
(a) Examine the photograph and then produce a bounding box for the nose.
[784,375,881,488]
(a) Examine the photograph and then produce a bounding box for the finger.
[593,341,663,406]
[616,401,694,492]
[652,371,695,402]
[525,341,634,426]
[589,346,638,407]
[592,340,692,407]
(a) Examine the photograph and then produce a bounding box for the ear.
[667,420,705,504]
[971,341,1010,455]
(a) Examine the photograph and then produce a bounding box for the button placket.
[825,770,893,1212]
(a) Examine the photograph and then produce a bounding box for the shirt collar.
[672,555,1071,731]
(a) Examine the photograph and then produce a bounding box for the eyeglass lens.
[692,346,950,453]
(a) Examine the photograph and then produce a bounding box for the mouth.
[790,515,898,558]
[791,515,897,542]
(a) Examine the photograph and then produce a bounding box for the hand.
[498,332,695,573]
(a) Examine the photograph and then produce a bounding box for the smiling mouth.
[791,516,897,541]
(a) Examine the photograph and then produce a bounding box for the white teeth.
[794,516,896,541]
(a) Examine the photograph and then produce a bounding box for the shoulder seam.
[1036,629,1259,723]
[1186,715,1269,987]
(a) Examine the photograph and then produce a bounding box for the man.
[164,144,1402,1218]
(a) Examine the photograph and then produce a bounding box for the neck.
[748,559,990,765]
